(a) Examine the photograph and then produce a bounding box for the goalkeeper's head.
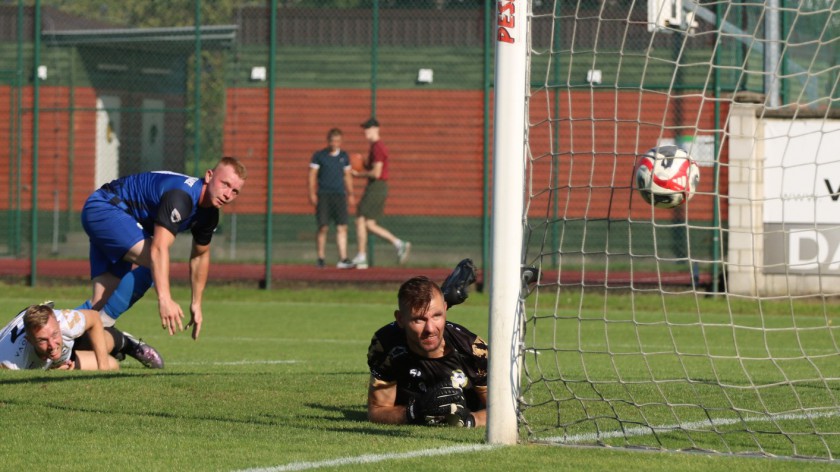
[395,276,447,359]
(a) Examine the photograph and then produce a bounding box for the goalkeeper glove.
[441,258,477,308]
[445,409,476,428]
[406,384,470,426]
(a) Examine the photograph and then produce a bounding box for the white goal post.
[486,0,529,445]
[487,0,840,459]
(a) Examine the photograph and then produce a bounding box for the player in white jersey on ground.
[0,302,162,370]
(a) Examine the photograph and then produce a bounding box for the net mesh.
[518,0,840,460]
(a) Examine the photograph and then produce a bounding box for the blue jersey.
[99,171,218,245]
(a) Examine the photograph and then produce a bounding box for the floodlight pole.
[487,0,529,446]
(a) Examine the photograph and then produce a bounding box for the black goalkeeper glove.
[406,384,472,427]
[445,409,476,428]
[441,258,477,308]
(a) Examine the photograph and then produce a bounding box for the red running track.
[0,258,708,289]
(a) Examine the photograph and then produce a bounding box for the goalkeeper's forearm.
[470,409,487,427]
[367,404,411,424]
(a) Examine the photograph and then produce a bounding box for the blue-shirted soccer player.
[78,157,247,340]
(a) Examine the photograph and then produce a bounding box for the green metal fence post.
[65,51,76,233]
[780,0,788,105]
[264,0,278,289]
[367,0,379,265]
[482,0,492,271]
[551,0,561,268]
[712,3,723,293]
[193,0,202,176]
[30,0,42,286]
[12,0,23,256]
[371,0,378,115]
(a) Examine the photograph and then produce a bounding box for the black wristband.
[464,413,476,428]
[405,400,422,424]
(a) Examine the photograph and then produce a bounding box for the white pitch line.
[218,337,365,345]
[542,409,840,444]
[234,444,498,472]
[228,411,840,471]
[167,360,302,366]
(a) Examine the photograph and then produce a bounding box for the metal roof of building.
[42,24,238,52]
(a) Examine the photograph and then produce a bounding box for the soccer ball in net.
[635,145,700,209]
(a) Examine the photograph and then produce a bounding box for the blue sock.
[103,266,154,321]
[75,299,92,310]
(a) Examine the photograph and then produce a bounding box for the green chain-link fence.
[1,0,496,283]
[2,0,836,285]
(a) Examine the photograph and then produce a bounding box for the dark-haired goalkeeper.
[366,259,487,427]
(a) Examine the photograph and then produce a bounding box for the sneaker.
[124,332,164,369]
[317,258,326,268]
[336,259,356,269]
[396,241,411,264]
[352,253,369,269]
[441,258,477,308]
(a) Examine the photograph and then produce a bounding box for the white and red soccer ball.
[635,145,700,209]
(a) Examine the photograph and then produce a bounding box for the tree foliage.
[39,0,260,28]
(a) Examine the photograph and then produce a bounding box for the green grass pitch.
[0,281,837,471]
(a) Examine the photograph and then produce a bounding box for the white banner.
[763,119,840,224]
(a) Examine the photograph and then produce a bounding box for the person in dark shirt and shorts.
[367,260,486,427]
[308,128,356,269]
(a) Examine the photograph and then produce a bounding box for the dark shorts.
[81,190,149,279]
[316,193,349,227]
[358,180,388,220]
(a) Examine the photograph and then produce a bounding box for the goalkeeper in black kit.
[366,259,487,427]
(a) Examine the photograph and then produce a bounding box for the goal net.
[488,0,840,460]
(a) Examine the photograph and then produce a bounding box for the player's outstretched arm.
[367,379,407,424]
[470,388,488,426]
[368,379,477,427]
[187,242,210,340]
[151,224,184,336]
[80,309,117,371]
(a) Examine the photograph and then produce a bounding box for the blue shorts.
[81,190,149,279]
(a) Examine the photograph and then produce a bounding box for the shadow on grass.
[0,389,412,439]
[305,402,368,422]
[0,370,179,385]
[302,402,485,441]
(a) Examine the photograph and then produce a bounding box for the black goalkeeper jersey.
[367,321,488,410]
